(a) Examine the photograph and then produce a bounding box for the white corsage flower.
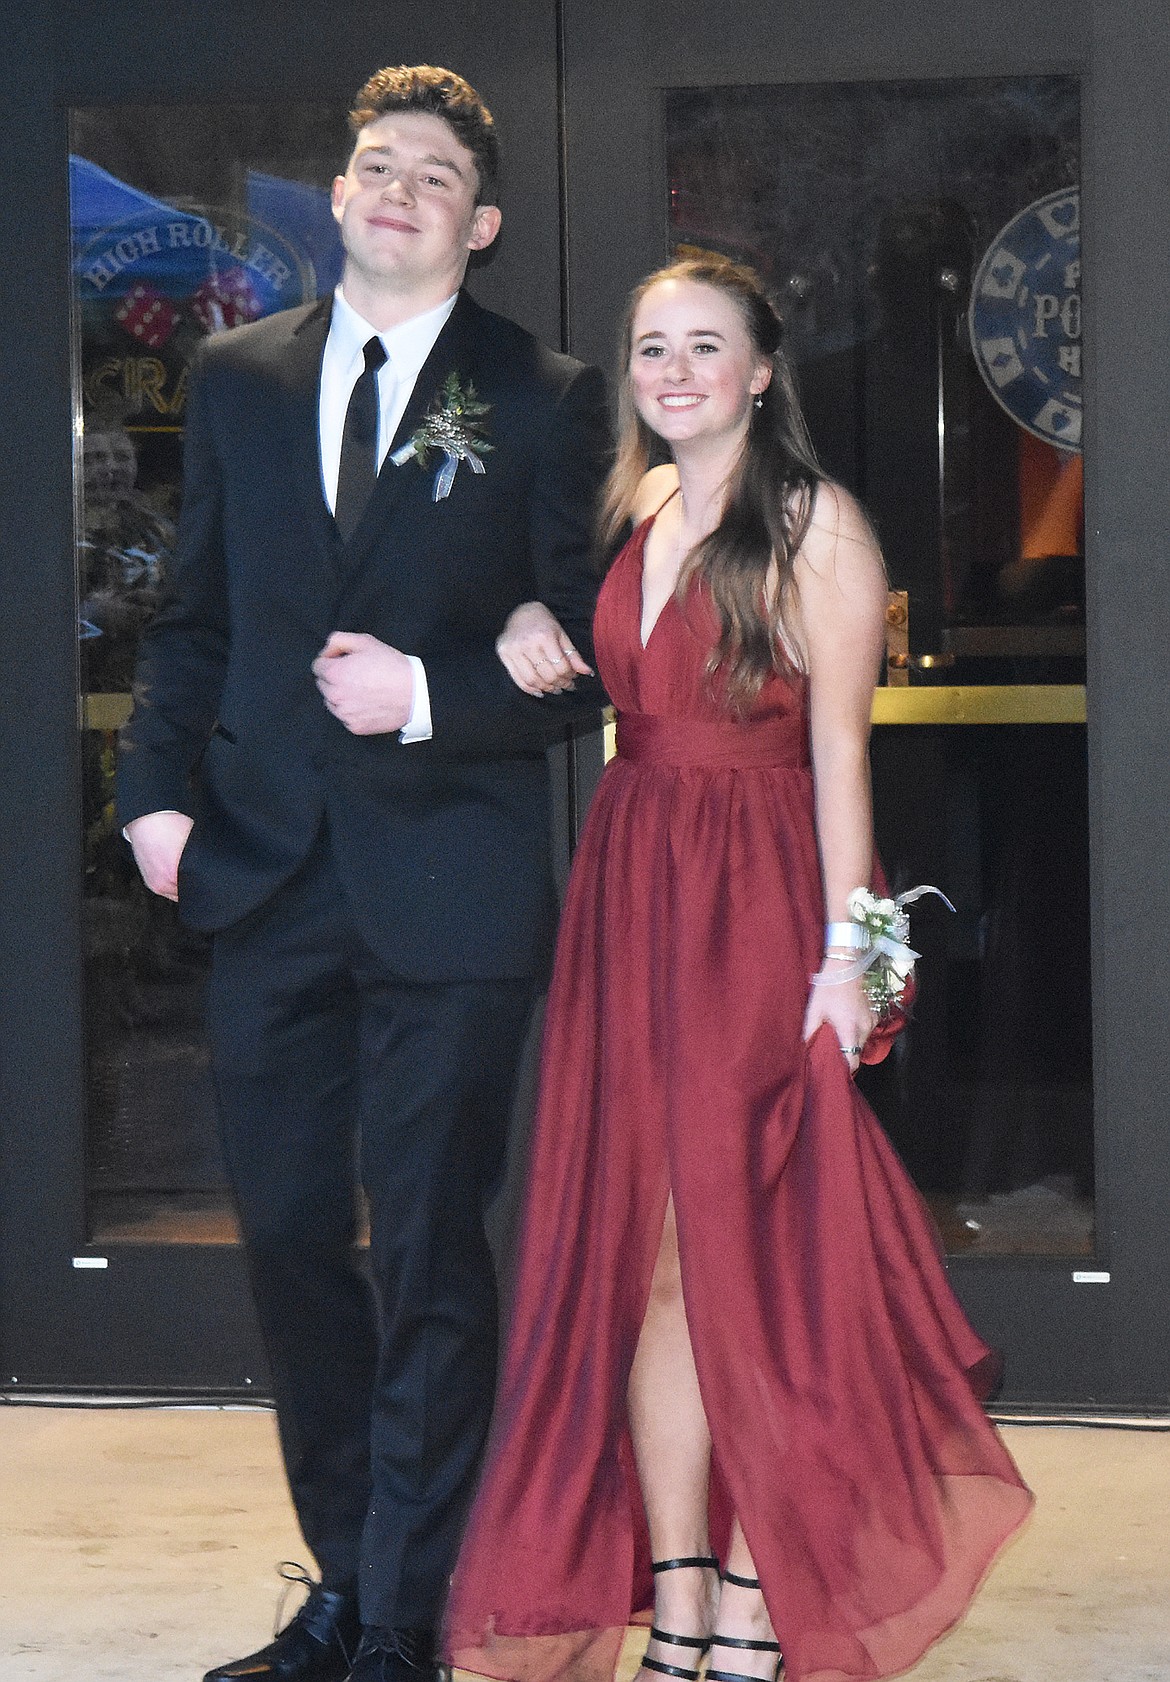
[821,885,955,1016]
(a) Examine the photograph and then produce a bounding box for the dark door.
[558,0,1170,1409]
[0,0,571,1392]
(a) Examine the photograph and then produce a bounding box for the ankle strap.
[642,1658,702,1680]
[652,1555,720,1573]
[649,1629,710,1651]
[720,1569,761,1589]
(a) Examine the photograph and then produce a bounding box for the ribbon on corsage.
[391,371,492,501]
[814,884,956,1016]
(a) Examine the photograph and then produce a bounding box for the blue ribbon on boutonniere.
[390,371,493,501]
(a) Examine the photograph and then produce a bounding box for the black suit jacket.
[116,290,610,982]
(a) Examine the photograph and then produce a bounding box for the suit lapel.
[278,296,335,545]
[389,290,483,456]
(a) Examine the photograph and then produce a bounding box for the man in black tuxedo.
[118,65,607,1682]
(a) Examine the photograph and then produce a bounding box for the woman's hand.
[802,961,874,1076]
[497,601,593,695]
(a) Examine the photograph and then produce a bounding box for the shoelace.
[360,1627,435,1668]
[272,1560,356,1665]
[273,1561,316,1638]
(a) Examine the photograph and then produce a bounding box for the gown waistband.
[615,711,810,770]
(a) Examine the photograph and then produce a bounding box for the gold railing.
[89,684,1087,764]
[600,684,1085,761]
[83,693,134,731]
[871,684,1086,724]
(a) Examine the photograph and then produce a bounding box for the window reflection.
[667,76,1083,678]
[72,103,345,1245]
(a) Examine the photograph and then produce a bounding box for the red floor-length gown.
[445,516,1032,1682]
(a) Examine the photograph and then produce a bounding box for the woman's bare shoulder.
[797,481,886,588]
[630,464,680,525]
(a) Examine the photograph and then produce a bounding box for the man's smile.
[368,214,420,233]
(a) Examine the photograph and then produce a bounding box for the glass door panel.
[72,102,345,1247]
[664,76,1090,1257]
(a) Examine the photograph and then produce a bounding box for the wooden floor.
[1,1404,1168,1682]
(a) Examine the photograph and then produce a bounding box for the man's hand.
[497,601,593,696]
[312,632,414,734]
[125,810,195,902]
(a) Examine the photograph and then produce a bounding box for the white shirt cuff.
[399,654,433,743]
[122,810,183,842]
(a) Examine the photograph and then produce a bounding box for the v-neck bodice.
[594,515,809,731]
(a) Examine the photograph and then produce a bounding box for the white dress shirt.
[318,286,459,742]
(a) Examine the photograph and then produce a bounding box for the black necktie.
[334,336,387,541]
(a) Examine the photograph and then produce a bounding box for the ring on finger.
[840,1043,863,1056]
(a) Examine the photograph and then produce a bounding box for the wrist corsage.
[391,372,492,501]
[814,885,955,1016]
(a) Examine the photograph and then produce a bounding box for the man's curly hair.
[348,64,499,206]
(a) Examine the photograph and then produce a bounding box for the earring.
[753,393,763,409]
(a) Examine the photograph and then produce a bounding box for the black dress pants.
[206,830,535,1628]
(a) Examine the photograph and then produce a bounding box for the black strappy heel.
[640,1555,720,1681]
[706,1571,783,1682]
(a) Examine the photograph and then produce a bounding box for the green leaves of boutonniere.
[391,372,493,501]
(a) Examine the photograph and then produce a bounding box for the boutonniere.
[391,371,493,501]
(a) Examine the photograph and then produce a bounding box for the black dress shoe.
[203,1582,361,1682]
[345,1627,439,1682]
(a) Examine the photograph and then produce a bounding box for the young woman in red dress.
[445,253,1032,1682]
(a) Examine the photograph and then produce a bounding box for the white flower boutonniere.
[391,372,493,501]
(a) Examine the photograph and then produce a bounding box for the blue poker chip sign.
[969,186,1081,451]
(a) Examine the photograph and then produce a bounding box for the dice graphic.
[190,268,263,334]
[114,283,179,349]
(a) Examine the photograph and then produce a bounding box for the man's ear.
[331,175,347,223]
[468,204,502,253]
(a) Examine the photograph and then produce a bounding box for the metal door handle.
[886,651,958,672]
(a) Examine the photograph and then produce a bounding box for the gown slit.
[445,515,1033,1682]
[626,1193,717,1541]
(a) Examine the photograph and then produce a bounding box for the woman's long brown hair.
[600,251,825,712]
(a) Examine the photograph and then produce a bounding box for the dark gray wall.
[1082,0,1170,1405]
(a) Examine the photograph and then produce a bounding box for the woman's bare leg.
[628,1196,719,1671]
